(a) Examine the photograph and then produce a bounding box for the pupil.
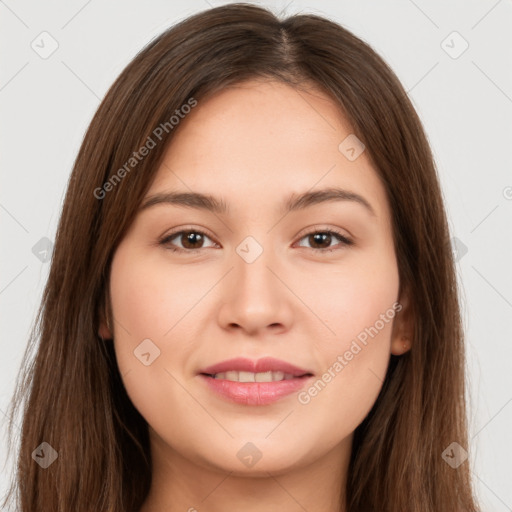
[311,233,330,248]
[185,232,202,248]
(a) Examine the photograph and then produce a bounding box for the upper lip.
[199,357,314,377]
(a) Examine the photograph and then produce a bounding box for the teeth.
[255,371,273,382]
[238,371,255,382]
[212,371,294,382]
[226,370,239,381]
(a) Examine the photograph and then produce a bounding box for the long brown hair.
[2,3,481,511]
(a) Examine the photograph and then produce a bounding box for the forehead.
[164,79,352,163]
[146,79,390,224]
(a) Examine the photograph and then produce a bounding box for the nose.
[217,241,294,337]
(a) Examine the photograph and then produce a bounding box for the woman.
[2,3,481,511]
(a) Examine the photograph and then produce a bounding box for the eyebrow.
[139,187,376,217]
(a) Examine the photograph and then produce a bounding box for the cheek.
[295,252,398,425]
[109,245,200,341]
[108,245,207,420]
[295,295,395,442]
[303,249,399,349]
[108,246,177,385]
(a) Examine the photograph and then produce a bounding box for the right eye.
[159,229,218,253]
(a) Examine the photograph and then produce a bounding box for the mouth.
[198,357,314,405]
[201,370,312,382]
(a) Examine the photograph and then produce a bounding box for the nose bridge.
[233,233,279,299]
[218,232,291,333]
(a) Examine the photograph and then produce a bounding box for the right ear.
[98,317,112,340]
[98,288,113,340]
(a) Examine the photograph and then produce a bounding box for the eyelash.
[158,226,354,255]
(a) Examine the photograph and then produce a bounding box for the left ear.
[390,284,414,356]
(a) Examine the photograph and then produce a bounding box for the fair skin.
[99,79,413,512]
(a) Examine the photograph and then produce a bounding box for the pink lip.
[198,357,314,406]
[199,357,313,377]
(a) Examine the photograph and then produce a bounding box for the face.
[102,79,411,475]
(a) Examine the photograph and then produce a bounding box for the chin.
[205,454,307,477]
[179,435,309,474]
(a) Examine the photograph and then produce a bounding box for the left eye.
[296,230,354,252]
[159,228,354,253]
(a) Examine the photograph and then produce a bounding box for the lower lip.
[199,374,313,405]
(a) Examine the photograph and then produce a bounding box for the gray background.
[1,0,511,509]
